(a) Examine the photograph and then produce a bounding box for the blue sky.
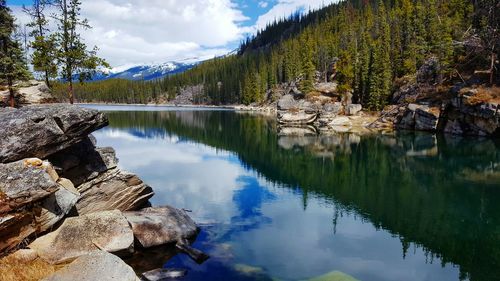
[8,0,336,68]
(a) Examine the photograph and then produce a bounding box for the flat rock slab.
[42,250,138,281]
[0,104,108,163]
[29,210,134,264]
[124,206,198,248]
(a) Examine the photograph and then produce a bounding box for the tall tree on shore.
[23,0,57,88]
[0,0,31,107]
[53,0,108,104]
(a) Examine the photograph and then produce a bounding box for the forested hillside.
[58,0,500,108]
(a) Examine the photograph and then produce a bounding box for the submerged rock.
[42,250,138,281]
[29,210,134,264]
[124,206,198,249]
[307,270,359,281]
[0,105,108,163]
[142,268,187,281]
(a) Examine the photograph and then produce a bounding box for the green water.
[88,105,500,281]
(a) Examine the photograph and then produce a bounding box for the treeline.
[62,0,498,108]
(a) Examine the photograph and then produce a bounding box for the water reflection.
[89,108,500,281]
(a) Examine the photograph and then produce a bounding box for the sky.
[7,0,336,69]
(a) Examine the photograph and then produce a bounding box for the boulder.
[330,117,352,127]
[0,212,37,253]
[29,210,134,264]
[277,94,298,111]
[124,206,198,248]
[0,159,60,214]
[17,81,58,105]
[397,104,441,132]
[314,82,338,95]
[417,56,441,84]
[278,112,317,125]
[345,104,362,116]
[75,168,154,215]
[42,251,138,281]
[323,102,343,114]
[34,187,79,233]
[415,107,441,131]
[0,105,108,163]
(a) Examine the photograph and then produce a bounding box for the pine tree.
[54,0,108,104]
[299,32,316,94]
[24,0,57,88]
[0,0,31,107]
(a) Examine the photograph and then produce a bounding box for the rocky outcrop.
[0,159,60,214]
[0,105,108,163]
[124,207,198,248]
[396,104,441,132]
[49,138,154,215]
[0,158,79,253]
[29,210,134,264]
[42,251,138,281]
[0,81,57,107]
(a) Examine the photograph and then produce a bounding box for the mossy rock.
[306,270,359,281]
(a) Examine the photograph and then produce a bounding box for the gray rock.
[29,210,134,264]
[330,117,352,127]
[278,112,317,125]
[314,82,338,95]
[417,56,441,84]
[0,105,108,163]
[75,168,154,215]
[277,94,298,111]
[124,206,198,248]
[42,250,138,281]
[345,104,362,116]
[0,159,60,215]
[323,102,343,114]
[35,186,79,233]
[415,107,441,131]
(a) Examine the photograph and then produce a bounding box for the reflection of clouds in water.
[92,127,463,281]
[93,128,247,224]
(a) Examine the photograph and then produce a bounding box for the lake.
[86,105,500,281]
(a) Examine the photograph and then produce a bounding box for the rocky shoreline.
[0,104,206,280]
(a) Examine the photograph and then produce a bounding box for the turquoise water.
[87,106,500,281]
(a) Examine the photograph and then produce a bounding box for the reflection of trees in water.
[105,110,500,281]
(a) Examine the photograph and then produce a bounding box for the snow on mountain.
[90,61,198,81]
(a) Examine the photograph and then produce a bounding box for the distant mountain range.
[89,61,198,81]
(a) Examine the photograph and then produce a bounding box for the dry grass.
[462,86,500,106]
[0,254,62,281]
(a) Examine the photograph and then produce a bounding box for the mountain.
[91,61,198,81]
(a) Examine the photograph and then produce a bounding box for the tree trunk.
[7,78,15,108]
[68,81,74,104]
[45,70,51,89]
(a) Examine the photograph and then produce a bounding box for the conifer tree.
[0,0,31,107]
[54,0,108,104]
[24,0,57,88]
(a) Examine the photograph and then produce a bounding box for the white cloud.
[10,0,339,68]
[258,1,269,8]
[254,0,337,31]
[12,0,248,67]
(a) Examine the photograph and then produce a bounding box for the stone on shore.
[0,105,108,163]
[0,159,60,215]
[124,206,198,248]
[34,187,79,233]
[345,104,362,116]
[278,112,317,125]
[29,210,134,264]
[75,168,154,215]
[42,251,138,281]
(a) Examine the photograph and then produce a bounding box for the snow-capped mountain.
[91,61,197,81]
